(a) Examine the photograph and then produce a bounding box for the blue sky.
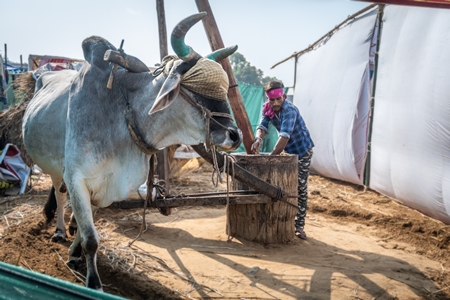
[1,0,369,87]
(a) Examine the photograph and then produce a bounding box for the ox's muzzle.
[214,126,242,151]
[228,126,243,150]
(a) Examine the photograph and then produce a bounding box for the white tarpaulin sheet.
[293,9,377,185]
[369,6,450,224]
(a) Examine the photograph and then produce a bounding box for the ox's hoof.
[67,258,84,271]
[87,275,103,290]
[158,207,172,216]
[51,229,67,243]
[69,225,77,236]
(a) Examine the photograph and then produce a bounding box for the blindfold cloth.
[265,88,284,99]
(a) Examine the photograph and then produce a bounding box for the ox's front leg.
[67,183,102,290]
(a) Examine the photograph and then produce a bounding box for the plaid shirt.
[257,100,314,157]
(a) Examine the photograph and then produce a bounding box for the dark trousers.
[295,149,313,229]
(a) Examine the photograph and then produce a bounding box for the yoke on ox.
[22,12,241,290]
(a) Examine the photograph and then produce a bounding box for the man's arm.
[271,136,289,155]
[255,128,266,141]
[251,128,267,153]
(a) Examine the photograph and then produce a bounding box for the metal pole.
[364,5,384,189]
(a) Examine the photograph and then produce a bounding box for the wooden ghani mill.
[228,154,298,244]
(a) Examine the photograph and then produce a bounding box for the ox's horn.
[205,45,238,62]
[171,12,205,65]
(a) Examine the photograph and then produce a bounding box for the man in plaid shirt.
[251,80,314,240]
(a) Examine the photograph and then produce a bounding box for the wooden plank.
[195,0,255,153]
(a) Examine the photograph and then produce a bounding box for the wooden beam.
[195,0,255,153]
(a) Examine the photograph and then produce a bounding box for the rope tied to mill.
[209,148,237,242]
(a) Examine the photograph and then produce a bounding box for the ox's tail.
[43,186,57,225]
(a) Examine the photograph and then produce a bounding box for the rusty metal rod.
[109,193,273,209]
[163,190,259,197]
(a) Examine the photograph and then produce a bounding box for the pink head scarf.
[265,88,284,99]
[263,88,284,119]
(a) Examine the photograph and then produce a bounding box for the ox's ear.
[149,60,186,115]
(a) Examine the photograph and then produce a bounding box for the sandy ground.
[1,161,450,300]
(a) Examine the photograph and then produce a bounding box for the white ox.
[22,13,241,290]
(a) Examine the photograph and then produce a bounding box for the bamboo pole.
[195,0,255,154]
[271,3,378,70]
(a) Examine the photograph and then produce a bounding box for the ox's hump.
[82,36,117,70]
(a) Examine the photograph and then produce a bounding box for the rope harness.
[178,87,234,151]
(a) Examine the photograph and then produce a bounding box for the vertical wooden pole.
[156,0,170,195]
[156,0,168,59]
[195,0,255,154]
[4,44,8,84]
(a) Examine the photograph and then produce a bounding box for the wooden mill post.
[155,0,170,194]
[195,0,255,153]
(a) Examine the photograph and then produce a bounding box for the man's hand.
[271,136,289,155]
[251,137,262,154]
